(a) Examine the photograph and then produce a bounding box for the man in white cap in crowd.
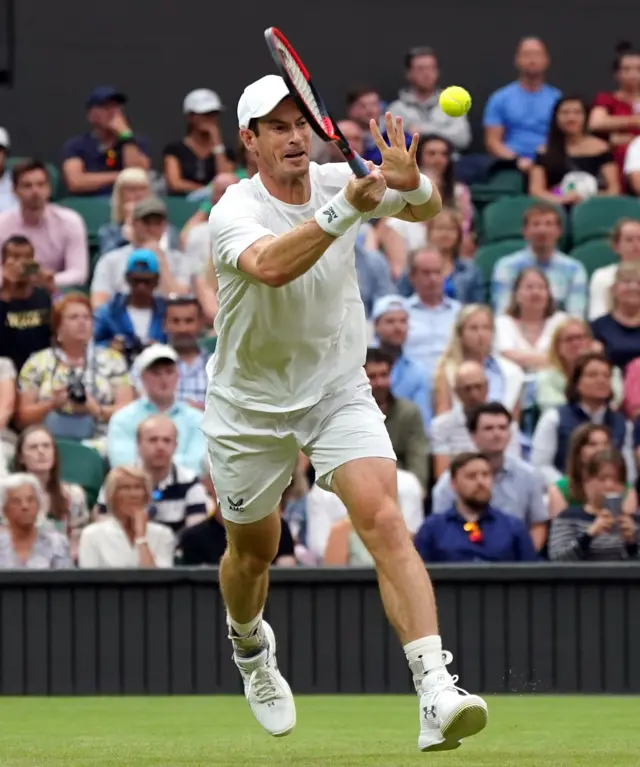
[201,71,488,751]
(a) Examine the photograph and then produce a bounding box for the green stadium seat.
[164,197,200,230]
[55,439,106,508]
[57,196,110,247]
[6,157,61,200]
[569,239,619,278]
[571,196,640,246]
[482,196,567,245]
[470,169,526,207]
[201,335,218,355]
[473,239,526,292]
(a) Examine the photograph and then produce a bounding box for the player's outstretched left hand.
[370,112,420,192]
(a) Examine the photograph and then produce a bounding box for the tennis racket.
[264,27,370,178]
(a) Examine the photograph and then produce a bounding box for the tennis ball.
[439,86,472,118]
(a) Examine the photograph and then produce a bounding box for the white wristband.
[135,537,148,546]
[401,175,433,206]
[314,189,362,237]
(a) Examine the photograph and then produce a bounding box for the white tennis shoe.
[232,620,296,737]
[417,651,488,752]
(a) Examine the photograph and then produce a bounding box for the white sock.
[228,611,262,637]
[404,635,443,677]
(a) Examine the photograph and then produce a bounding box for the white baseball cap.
[0,127,10,150]
[183,89,224,114]
[237,75,291,129]
[135,344,178,374]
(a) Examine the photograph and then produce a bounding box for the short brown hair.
[565,351,612,403]
[611,217,640,246]
[11,159,49,187]
[450,451,490,478]
[583,448,627,484]
[523,202,563,227]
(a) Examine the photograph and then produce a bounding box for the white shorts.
[205,379,396,524]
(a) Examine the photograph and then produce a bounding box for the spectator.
[536,317,623,412]
[531,351,633,486]
[0,474,72,569]
[547,423,638,518]
[371,296,431,430]
[432,403,549,550]
[107,344,205,474]
[308,468,424,565]
[0,236,52,373]
[98,168,180,256]
[0,357,16,474]
[402,249,461,372]
[0,160,89,288]
[91,197,193,309]
[163,89,234,196]
[16,292,134,449]
[164,295,209,409]
[433,304,524,416]
[388,47,471,150]
[591,263,640,373]
[491,202,587,316]
[364,348,428,490]
[93,250,168,357]
[13,425,90,553]
[590,42,640,189]
[391,211,483,302]
[495,267,566,374]
[96,414,208,534]
[529,97,619,203]
[62,86,151,196]
[345,86,412,164]
[78,466,174,568]
[414,452,537,563]
[623,356,640,419]
[483,37,561,171]
[590,219,640,320]
[0,128,17,213]
[181,172,239,244]
[548,449,640,561]
[430,361,522,478]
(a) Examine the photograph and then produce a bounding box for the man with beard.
[414,452,537,563]
[364,347,428,490]
[372,295,431,430]
[164,295,208,410]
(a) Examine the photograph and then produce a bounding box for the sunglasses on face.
[129,275,156,285]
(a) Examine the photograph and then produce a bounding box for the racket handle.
[348,152,370,178]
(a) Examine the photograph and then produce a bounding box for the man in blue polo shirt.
[372,295,431,430]
[414,452,537,563]
[62,86,151,196]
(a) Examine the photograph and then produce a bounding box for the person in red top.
[589,42,640,189]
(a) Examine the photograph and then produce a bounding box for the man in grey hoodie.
[388,47,472,152]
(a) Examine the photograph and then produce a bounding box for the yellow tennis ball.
[439,86,472,118]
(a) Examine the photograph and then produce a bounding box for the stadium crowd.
[2,36,640,569]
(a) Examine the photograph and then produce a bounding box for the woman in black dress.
[529,96,620,205]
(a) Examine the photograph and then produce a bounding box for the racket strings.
[276,42,327,128]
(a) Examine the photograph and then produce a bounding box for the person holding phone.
[548,448,640,560]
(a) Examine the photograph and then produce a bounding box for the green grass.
[0,695,638,766]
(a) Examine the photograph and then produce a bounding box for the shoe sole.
[419,701,487,752]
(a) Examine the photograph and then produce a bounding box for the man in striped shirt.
[97,414,208,533]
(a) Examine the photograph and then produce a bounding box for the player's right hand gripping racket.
[264,27,370,178]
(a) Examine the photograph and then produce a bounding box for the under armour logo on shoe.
[228,497,245,513]
[323,206,338,223]
[423,705,436,720]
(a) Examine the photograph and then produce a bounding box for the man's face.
[452,459,493,511]
[241,98,312,182]
[191,111,219,134]
[523,212,561,250]
[126,271,158,301]
[411,251,444,301]
[375,309,408,348]
[2,242,36,284]
[336,121,364,158]
[165,303,203,351]
[347,92,381,130]
[515,39,549,78]
[132,214,167,245]
[617,222,640,262]
[472,414,511,455]
[454,369,488,409]
[15,169,50,210]
[138,422,177,469]
[87,100,122,131]
[365,361,391,405]
[408,54,439,92]
[141,362,178,401]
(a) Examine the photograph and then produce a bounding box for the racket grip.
[348,153,370,178]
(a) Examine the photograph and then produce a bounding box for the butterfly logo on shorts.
[228,497,245,513]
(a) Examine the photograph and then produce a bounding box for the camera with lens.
[122,334,145,366]
[66,370,87,405]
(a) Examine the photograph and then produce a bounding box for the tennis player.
[202,74,488,752]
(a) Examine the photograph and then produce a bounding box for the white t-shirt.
[623,136,640,175]
[77,517,175,568]
[494,312,567,362]
[383,216,427,252]
[589,263,618,320]
[204,162,405,413]
[127,307,152,342]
